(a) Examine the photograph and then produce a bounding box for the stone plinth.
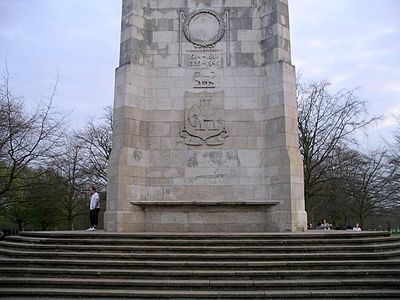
[105,0,307,232]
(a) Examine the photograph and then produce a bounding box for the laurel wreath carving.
[183,9,225,48]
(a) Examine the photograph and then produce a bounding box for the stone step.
[1,258,399,271]
[9,234,400,246]
[18,230,391,240]
[2,267,399,280]
[1,287,400,299]
[1,277,399,291]
[1,246,399,261]
[2,240,400,253]
[2,231,399,298]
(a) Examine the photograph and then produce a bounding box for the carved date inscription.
[187,52,222,67]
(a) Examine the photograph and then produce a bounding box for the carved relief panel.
[178,9,230,146]
[179,8,230,67]
[193,70,215,88]
[180,91,228,146]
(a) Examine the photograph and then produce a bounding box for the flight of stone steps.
[0,231,400,299]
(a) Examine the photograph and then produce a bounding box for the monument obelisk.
[105,0,307,232]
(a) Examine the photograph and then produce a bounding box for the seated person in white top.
[352,223,362,232]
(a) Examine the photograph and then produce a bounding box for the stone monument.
[105,0,307,232]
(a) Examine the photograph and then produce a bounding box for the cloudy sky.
[0,0,399,147]
[290,0,400,147]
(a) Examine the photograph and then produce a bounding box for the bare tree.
[340,148,398,227]
[18,170,62,231]
[391,117,400,171]
[0,62,66,209]
[386,117,400,212]
[75,106,112,191]
[51,136,88,230]
[2,187,31,231]
[297,79,379,222]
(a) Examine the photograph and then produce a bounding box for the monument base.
[105,201,306,233]
[106,1,308,233]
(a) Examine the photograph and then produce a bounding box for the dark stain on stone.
[133,150,142,161]
[203,151,223,167]
[226,150,241,166]
[187,152,199,167]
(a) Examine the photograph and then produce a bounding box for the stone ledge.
[130,201,279,206]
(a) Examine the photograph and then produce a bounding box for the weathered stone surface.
[105,0,307,232]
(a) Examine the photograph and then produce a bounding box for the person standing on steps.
[87,186,100,231]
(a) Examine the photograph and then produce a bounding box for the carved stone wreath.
[183,9,225,48]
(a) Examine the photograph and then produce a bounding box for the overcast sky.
[0,0,399,147]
